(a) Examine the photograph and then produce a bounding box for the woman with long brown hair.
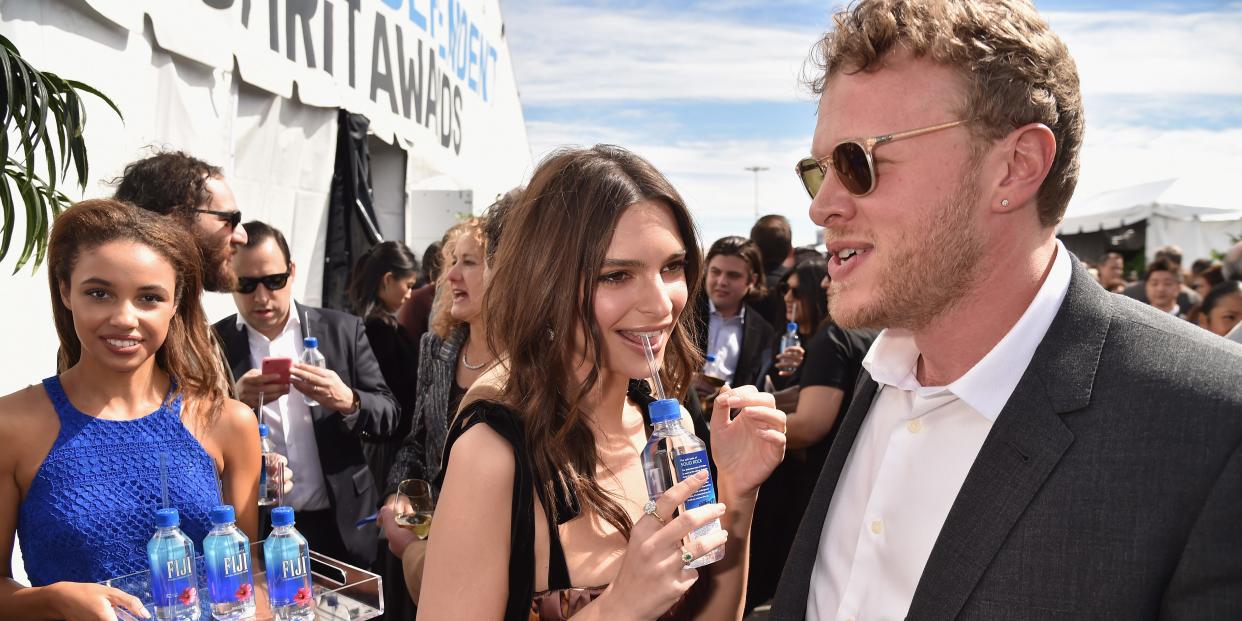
[0,199,260,620]
[417,146,786,620]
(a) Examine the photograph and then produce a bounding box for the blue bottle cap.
[155,507,180,528]
[706,354,717,362]
[303,336,318,348]
[210,505,236,525]
[649,398,682,424]
[787,322,798,332]
[258,423,270,437]
[271,506,295,527]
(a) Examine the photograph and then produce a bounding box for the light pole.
[744,165,769,222]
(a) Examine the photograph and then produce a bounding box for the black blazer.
[693,292,777,388]
[771,259,1242,620]
[213,302,399,567]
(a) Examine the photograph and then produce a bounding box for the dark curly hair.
[113,151,223,222]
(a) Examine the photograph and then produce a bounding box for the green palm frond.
[1,33,122,273]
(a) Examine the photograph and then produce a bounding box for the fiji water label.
[266,550,313,607]
[151,552,198,608]
[205,545,254,604]
[673,450,717,510]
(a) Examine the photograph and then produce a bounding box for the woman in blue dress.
[0,199,261,620]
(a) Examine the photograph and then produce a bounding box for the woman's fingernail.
[695,470,709,480]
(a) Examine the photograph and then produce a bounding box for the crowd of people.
[2,0,1241,620]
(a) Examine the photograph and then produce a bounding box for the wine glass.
[395,479,436,540]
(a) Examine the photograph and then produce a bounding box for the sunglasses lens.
[236,279,258,294]
[832,142,873,195]
[264,274,290,291]
[796,158,824,199]
[228,211,242,228]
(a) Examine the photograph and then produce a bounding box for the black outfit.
[361,316,419,493]
[693,292,777,389]
[771,260,1242,619]
[746,322,876,612]
[214,302,400,568]
[436,381,709,621]
[750,266,791,334]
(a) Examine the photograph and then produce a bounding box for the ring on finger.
[642,499,667,525]
[680,546,694,565]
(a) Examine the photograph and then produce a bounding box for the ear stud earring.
[1001,199,1010,207]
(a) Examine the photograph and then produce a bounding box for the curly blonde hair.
[809,0,1083,226]
[429,218,487,338]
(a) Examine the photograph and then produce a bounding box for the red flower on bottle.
[294,586,312,604]
[235,583,252,600]
[178,587,197,605]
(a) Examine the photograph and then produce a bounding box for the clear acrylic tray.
[101,541,384,620]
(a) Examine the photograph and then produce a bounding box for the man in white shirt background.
[693,235,777,398]
[214,221,398,569]
[771,0,1242,619]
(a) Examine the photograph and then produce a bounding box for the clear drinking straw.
[159,452,170,509]
[640,334,667,400]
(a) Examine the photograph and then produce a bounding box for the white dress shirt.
[706,300,745,383]
[808,241,1073,621]
[236,311,331,511]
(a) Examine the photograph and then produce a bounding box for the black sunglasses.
[196,208,242,229]
[795,119,969,198]
[236,271,291,294]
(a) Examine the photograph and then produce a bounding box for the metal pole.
[744,166,769,222]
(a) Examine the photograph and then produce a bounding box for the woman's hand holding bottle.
[592,471,728,621]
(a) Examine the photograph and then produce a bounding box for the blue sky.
[504,0,1242,246]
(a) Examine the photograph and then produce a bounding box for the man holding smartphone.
[214,220,398,569]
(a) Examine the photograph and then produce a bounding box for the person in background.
[347,241,421,488]
[771,257,830,389]
[1123,244,1200,309]
[114,151,248,294]
[397,240,445,368]
[0,199,259,620]
[1095,251,1126,292]
[774,0,1242,617]
[1185,262,1224,325]
[695,236,777,391]
[750,214,795,331]
[418,145,785,620]
[1197,281,1242,338]
[214,221,398,569]
[1144,258,1184,318]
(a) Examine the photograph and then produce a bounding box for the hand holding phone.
[261,357,293,384]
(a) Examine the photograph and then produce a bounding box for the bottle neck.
[652,418,685,432]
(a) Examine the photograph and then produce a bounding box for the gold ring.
[681,548,694,564]
[642,499,667,525]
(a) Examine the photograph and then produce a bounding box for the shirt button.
[907,419,923,433]
[870,519,884,535]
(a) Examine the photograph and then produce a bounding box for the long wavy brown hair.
[48,199,227,426]
[484,145,703,538]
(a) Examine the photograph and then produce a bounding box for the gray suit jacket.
[771,260,1242,620]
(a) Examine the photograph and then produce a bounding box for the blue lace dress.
[17,376,219,585]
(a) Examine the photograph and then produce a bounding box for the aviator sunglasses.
[236,270,291,294]
[795,119,969,198]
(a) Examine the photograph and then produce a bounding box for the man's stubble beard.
[830,175,986,332]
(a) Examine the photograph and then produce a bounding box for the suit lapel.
[907,259,1109,619]
[771,371,880,618]
[221,319,255,379]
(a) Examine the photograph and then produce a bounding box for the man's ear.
[991,122,1056,216]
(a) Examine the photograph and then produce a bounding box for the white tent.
[1058,177,1242,262]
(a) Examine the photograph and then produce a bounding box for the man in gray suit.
[774,0,1242,619]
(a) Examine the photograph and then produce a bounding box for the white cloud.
[1047,8,1242,96]
[506,3,820,105]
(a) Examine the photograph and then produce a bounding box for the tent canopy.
[1058,177,1242,235]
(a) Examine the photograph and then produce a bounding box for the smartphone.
[261,356,293,383]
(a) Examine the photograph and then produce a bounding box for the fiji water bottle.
[640,399,725,568]
[203,505,255,621]
[148,508,202,621]
[299,337,326,407]
[258,424,279,507]
[777,322,801,372]
[264,507,314,620]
